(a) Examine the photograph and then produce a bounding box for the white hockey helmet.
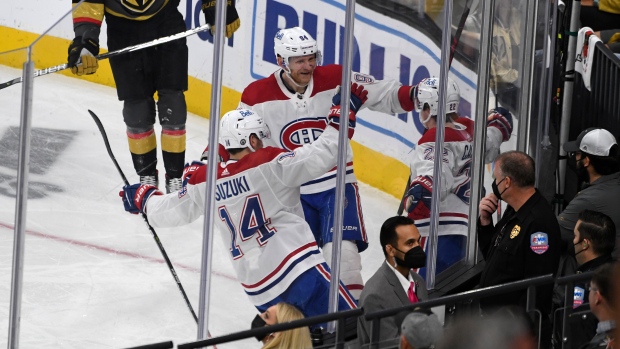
[274,27,322,70]
[413,77,461,124]
[219,109,270,152]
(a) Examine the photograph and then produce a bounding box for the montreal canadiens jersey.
[409,118,474,236]
[146,126,344,306]
[239,65,414,194]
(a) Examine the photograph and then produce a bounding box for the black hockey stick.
[0,24,210,91]
[88,109,200,324]
[397,0,473,215]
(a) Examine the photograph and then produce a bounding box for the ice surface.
[0,65,398,348]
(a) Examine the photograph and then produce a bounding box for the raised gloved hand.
[487,107,513,142]
[201,143,230,162]
[404,175,433,219]
[328,83,368,137]
[120,183,162,214]
[201,0,241,38]
[182,161,207,186]
[67,36,99,76]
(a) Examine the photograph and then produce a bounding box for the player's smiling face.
[286,54,317,85]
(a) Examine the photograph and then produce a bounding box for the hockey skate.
[140,171,159,188]
[165,176,183,194]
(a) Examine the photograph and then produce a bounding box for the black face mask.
[492,177,507,200]
[251,314,267,341]
[574,240,588,257]
[392,245,426,269]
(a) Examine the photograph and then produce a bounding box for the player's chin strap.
[419,112,435,128]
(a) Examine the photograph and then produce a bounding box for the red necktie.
[408,282,419,303]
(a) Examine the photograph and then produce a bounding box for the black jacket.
[478,189,561,317]
[553,254,614,349]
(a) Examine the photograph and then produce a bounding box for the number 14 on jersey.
[218,194,277,259]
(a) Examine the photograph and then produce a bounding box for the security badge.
[510,225,520,239]
[530,232,550,254]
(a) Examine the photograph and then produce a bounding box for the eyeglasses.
[568,151,583,159]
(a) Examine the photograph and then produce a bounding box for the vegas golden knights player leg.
[106,3,188,192]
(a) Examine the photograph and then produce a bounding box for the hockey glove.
[328,83,368,137]
[404,175,433,220]
[182,161,207,186]
[487,107,513,142]
[67,36,100,76]
[202,0,241,38]
[120,183,162,215]
[201,143,230,162]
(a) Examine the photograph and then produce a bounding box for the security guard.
[477,151,561,347]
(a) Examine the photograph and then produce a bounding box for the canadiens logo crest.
[121,0,156,12]
[353,73,375,84]
[280,118,328,151]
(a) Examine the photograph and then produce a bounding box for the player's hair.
[261,303,312,349]
[379,216,416,258]
[495,151,535,188]
[428,113,459,124]
[577,210,616,257]
[591,263,615,305]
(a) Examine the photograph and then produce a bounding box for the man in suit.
[358,216,429,346]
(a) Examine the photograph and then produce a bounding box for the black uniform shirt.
[477,189,561,316]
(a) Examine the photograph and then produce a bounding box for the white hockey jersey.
[145,126,344,307]
[408,117,505,236]
[239,64,414,194]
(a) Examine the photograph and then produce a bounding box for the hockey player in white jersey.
[239,26,418,299]
[120,85,369,326]
[404,77,513,274]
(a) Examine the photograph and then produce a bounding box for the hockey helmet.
[413,77,460,124]
[219,109,271,152]
[274,27,322,70]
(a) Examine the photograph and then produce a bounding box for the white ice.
[0,65,399,348]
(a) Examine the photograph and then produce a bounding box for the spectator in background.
[477,151,561,348]
[595,30,620,53]
[251,302,312,349]
[552,210,616,349]
[581,263,616,349]
[358,216,428,346]
[581,0,620,31]
[435,306,537,349]
[559,128,620,261]
[399,308,443,349]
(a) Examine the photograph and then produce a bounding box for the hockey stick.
[397,0,473,215]
[88,109,201,325]
[0,24,210,91]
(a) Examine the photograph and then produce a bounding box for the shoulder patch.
[353,72,375,84]
[530,232,549,254]
[573,286,585,308]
